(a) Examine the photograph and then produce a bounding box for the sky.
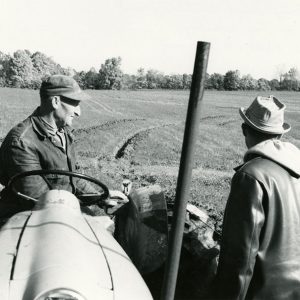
[1,0,300,80]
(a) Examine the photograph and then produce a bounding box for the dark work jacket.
[0,110,94,218]
[213,140,300,300]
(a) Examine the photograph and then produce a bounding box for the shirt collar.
[30,107,67,139]
[38,116,58,136]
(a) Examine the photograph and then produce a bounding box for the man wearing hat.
[212,96,300,299]
[0,75,126,218]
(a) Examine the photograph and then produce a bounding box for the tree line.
[0,50,299,91]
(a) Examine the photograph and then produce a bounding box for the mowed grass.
[1,88,299,225]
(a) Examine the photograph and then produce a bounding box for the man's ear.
[51,96,61,109]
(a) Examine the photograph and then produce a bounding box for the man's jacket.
[214,140,300,300]
[0,109,94,217]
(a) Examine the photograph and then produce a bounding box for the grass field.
[1,88,300,229]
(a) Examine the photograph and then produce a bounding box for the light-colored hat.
[239,96,291,134]
[40,75,90,101]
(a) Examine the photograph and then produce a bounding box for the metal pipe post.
[160,41,210,300]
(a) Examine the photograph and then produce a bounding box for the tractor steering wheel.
[7,170,110,206]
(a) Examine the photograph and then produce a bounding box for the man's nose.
[74,105,81,116]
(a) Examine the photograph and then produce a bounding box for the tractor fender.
[114,185,168,274]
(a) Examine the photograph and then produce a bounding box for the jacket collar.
[234,164,245,172]
[30,107,74,142]
[244,140,300,177]
[235,140,300,178]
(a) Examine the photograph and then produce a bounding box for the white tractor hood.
[10,190,113,300]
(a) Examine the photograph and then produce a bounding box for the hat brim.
[239,107,291,134]
[60,90,91,102]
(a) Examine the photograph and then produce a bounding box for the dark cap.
[40,75,90,101]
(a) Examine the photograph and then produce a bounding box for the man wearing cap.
[212,96,300,299]
[0,75,126,218]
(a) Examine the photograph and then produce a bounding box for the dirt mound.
[113,122,178,159]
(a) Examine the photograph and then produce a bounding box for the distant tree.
[30,51,66,88]
[98,57,123,90]
[289,67,299,80]
[8,50,37,88]
[280,78,298,91]
[239,74,257,90]
[269,79,280,91]
[135,68,147,89]
[146,69,164,89]
[223,70,240,90]
[85,67,99,89]
[121,74,137,89]
[31,52,61,75]
[73,71,87,89]
[0,51,11,87]
[257,78,271,91]
[182,73,192,89]
[280,67,300,91]
[163,74,184,89]
[206,73,224,90]
[5,48,300,92]
[173,74,184,89]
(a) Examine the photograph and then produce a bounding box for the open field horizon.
[1,88,299,228]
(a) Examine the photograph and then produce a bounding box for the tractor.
[0,169,169,300]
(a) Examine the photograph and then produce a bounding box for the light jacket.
[0,108,95,218]
[214,139,300,300]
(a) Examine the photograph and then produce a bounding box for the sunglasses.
[59,96,80,107]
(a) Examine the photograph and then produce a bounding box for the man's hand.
[103,190,129,207]
[109,190,129,202]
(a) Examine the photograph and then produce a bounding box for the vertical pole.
[160,41,210,300]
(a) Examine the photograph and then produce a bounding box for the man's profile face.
[54,96,81,128]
